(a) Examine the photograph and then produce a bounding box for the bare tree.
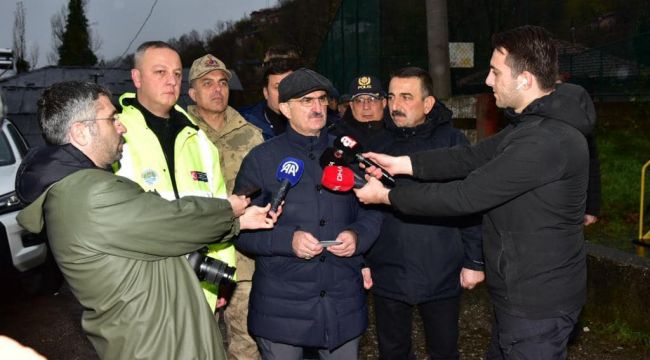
[12,1,29,72]
[47,5,66,65]
[29,43,39,69]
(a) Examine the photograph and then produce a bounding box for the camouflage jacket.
[188,105,264,280]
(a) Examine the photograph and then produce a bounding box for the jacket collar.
[386,100,452,138]
[187,105,249,139]
[16,144,100,205]
[285,125,329,152]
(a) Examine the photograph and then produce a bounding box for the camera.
[187,247,236,286]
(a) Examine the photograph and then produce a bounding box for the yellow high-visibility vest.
[115,92,235,311]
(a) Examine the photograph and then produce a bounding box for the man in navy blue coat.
[234,68,382,359]
[364,67,484,360]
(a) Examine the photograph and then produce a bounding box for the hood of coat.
[507,82,596,135]
[16,144,99,205]
[384,100,453,138]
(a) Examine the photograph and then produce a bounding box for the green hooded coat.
[18,168,238,360]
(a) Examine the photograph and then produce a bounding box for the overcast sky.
[0,0,277,67]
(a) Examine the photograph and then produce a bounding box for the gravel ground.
[3,280,648,359]
[357,285,650,360]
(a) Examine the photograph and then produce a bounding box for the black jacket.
[233,127,383,349]
[389,83,595,318]
[329,109,386,147]
[365,101,483,305]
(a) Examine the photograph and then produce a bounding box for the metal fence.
[317,0,650,101]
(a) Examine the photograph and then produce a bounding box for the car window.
[6,122,29,156]
[0,131,16,166]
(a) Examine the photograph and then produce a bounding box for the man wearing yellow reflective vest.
[114,40,235,312]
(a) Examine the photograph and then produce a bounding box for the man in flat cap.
[187,54,264,360]
[233,68,382,359]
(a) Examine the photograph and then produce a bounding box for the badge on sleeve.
[191,171,208,183]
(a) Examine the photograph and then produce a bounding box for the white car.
[0,118,48,269]
[0,118,61,293]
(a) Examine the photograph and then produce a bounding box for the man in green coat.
[15,81,278,360]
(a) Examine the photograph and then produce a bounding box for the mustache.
[391,110,406,117]
[309,111,324,118]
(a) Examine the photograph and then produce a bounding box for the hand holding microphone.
[333,135,396,186]
[359,152,413,179]
[271,157,304,213]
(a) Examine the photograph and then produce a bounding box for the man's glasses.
[80,113,120,124]
[289,95,328,107]
[352,96,381,105]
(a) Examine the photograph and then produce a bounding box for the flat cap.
[279,68,333,103]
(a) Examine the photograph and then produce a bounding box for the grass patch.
[591,319,650,347]
[585,125,650,253]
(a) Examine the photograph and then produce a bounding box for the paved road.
[0,281,97,360]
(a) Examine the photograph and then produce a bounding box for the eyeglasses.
[80,113,120,124]
[289,95,328,107]
[352,96,381,105]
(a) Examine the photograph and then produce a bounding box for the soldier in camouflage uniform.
[187,54,264,360]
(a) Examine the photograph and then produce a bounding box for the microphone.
[333,135,395,186]
[320,147,366,181]
[271,157,304,212]
[319,147,347,167]
[321,165,365,192]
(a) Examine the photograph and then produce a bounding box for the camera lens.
[187,248,236,286]
[200,256,236,285]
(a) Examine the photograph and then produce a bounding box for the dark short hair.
[263,58,302,87]
[389,66,434,98]
[263,44,301,64]
[38,81,111,145]
[491,25,558,91]
[133,41,178,68]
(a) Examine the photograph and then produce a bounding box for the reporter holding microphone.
[355,26,596,360]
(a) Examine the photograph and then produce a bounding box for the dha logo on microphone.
[336,166,344,182]
[276,157,305,186]
[340,136,358,148]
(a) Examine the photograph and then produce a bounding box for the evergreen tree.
[57,0,97,66]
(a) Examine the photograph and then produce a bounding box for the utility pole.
[425,0,451,100]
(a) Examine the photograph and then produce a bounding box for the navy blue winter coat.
[365,101,483,305]
[234,126,382,350]
[238,101,277,140]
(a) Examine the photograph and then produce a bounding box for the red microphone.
[321,165,364,192]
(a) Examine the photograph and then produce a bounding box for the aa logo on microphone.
[340,136,358,148]
[280,161,301,176]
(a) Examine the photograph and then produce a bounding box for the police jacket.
[234,126,383,350]
[116,93,233,310]
[388,83,595,319]
[17,144,237,360]
[365,101,483,305]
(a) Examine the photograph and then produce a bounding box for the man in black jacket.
[365,67,484,360]
[354,26,595,359]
